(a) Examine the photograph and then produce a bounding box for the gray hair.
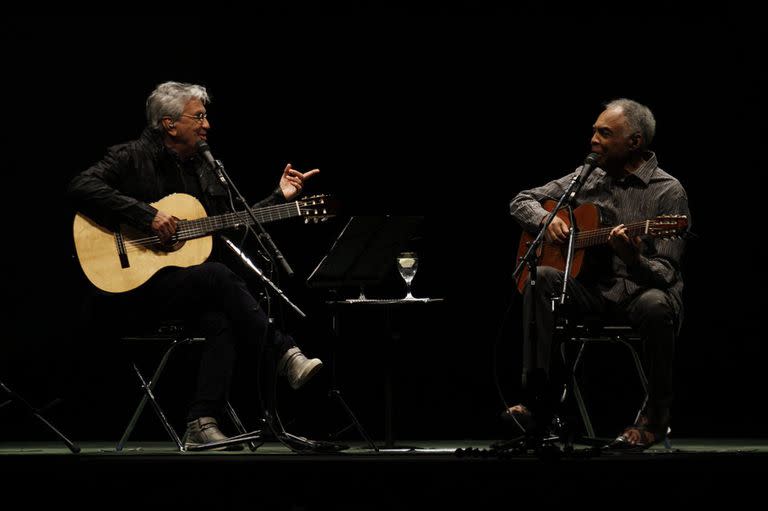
[604,98,656,148]
[145,81,210,131]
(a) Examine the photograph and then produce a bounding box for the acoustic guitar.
[515,200,688,293]
[73,193,335,294]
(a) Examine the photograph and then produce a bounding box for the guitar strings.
[116,201,307,251]
[574,221,647,248]
[545,220,684,249]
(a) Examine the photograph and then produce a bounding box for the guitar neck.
[574,221,650,249]
[175,202,300,241]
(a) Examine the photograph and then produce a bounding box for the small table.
[328,297,445,449]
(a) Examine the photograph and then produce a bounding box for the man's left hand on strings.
[608,224,642,265]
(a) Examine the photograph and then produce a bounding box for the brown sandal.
[501,404,536,434]
[606,424,666,451]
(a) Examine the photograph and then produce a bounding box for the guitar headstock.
[648,215,688,239]
[297,194,338,224]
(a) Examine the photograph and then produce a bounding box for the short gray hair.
[604,98,656,148]
[146,81,210,131]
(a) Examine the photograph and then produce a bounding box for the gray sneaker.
[278,347,323,390]
[183,416,244,451]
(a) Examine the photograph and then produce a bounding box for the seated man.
[507,98,690,449]
[67,81,323,449]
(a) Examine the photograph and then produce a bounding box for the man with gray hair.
[506,99,690,450]
[68,81,323,449]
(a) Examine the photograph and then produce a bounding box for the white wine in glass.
[397,251,418,300]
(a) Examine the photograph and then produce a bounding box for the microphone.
[196,140,228,187]
[567,152,599,202]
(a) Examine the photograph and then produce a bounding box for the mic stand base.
[279,431,349,453]
[185,416,349,453]
[489,432,565,461]
[491,413,602,459]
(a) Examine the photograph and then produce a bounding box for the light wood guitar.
[516,200,688,293]
[73,193,335,294]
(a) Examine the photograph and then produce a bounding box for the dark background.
[1,15,764,443]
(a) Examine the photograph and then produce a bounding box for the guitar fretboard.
[175,202,300,241]
[572,221,650,249]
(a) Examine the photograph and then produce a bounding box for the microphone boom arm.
[196,140,295,277]
[221,235,306,318]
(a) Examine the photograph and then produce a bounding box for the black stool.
[115,321,254,452]
[558,322,671,448]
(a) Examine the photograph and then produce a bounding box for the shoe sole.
[184,441,245,452]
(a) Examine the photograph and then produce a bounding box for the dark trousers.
[522,266,676,427]
[124,262,295,420]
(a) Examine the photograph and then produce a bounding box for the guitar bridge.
[115,232,130,269]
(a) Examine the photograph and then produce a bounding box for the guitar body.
[516,200,600,294]
[73,193,213,294]
[73,191,336,294]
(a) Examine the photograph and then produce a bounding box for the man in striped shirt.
[507,99,690,450]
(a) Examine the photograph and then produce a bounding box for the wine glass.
[396,251,418,300]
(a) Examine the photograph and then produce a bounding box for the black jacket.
[67,127,283,232]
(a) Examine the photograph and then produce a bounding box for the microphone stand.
[214,159,295,278]
[209,160,328,453]
[511,163,593,286]
[510,165,592,452]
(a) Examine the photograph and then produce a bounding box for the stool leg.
[618,338,651,425]
[116,340,187,451]
[618,337,672,448]
[562,341,597,439]
[133,366,183,450]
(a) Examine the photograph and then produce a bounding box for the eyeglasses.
[180,112,208,123]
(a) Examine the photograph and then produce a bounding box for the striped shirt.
[509,152,690,316]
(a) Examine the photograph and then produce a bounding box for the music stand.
[308,216,429,449]
[307,215,423,296]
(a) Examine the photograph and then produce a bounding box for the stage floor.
[2,437,768,456]
[2,438,766,508]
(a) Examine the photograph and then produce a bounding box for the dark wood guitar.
[515,200,688,293]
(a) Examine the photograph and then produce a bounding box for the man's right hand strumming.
[152,210,178,244]
[543,216,570,244]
